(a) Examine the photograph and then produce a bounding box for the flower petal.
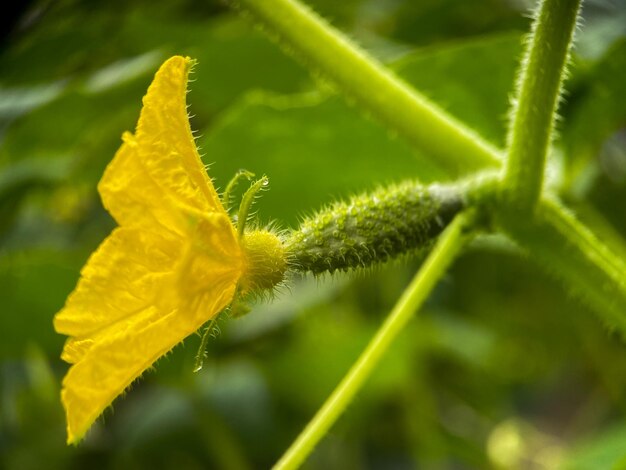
[54,212,241,350]
[53,227,182,340]
[55,55,246,445]
[97,133,190,235]
[61,276,237,444]
[98,56,223,231]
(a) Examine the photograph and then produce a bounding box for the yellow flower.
[54,56,285,444]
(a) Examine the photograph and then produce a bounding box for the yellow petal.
[97,133,190,235]
[55,212,242,442]
[98,55,223,231]
[60,337,94,365]
[55,55,247,445]
[54,212,241,359]
[54,227,183,339]
[61,276,237,444]
[178,210,244,296]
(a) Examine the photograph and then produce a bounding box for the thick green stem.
[497,199,626,334]
[231,0,501,176]
[274,213,471,470]
[504,0,581,211]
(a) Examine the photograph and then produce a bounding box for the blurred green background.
[1,0,626,468]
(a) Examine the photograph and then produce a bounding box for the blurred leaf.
[81,51,163,95]
[428,312,496,370]
[562,38,626,194]
[389,0,525,47]
[0,158,72,237]
[199,91,438,227]
[119,15,312,115]
[0,81,66,120]
[393,32,523,148]
[0,16,313,181]
[0,79,149,176]
[0,250,78,357]
[561,424,626,470]
[185,19,311,106]
[575,2,626,60]
[228,276,349,343]
[0,348,70,470]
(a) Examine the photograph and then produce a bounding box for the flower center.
[240,229,287,293]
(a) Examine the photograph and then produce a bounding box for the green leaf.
[561,424,626,470]
[118,15,311,114]
[562,38,626,194]
[0,82,66,120]
[393,33,524,148]
[0,250,78,358]
[199,92,441,226]
[497,199,626,336]
[390,0,525,46]
[0,159,72,237]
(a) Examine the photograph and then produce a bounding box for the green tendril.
[237,176,269,237]
[222,169,255,213]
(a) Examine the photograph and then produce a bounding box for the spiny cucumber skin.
[286,182,463,274]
